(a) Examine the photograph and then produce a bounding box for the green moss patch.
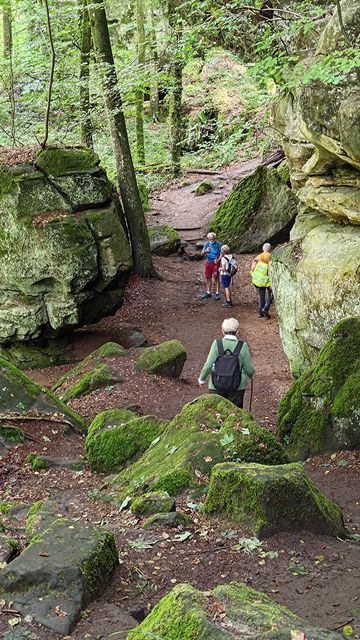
[25,453,50,471]
[131,491,175,516]
[136,339,187,377]
[35,147,99,176]
[85,411,167,473]
[128,581,341,639]
[204,461,346,538]
[0,424,24,442]
[277,317,360,460]
[104,395,287,504]
[142,511,192,529]
[195,180,213,195]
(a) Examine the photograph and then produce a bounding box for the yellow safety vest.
[251,260,271,287]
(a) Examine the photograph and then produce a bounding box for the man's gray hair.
[263,242,272,252]
[207,232,216,240]
[222,318,239,334]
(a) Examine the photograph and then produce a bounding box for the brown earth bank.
[1,164,359,640]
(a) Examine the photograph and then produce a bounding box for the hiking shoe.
[263,310,271,319]
[215,292,221,300]
[201,292,212,299]
[222,300,232,308]
[258,311,264,318]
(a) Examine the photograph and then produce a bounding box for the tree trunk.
[42,0,56,149]
[149,0,160,122]
[79,0,93,148]
[135,0,146,164]
[168,0,183,176]
[87,0,156,277]
[3,3,12,58]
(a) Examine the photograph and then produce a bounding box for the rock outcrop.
[270,0,360,375]
[203,461,346,538]
[0,147,132,368]
[136,339,187,378]
[127,582,342,639]
[209,163,297,252]
[148,224,181,255]
[277,318,360,459]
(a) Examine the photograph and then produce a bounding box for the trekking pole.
[249,377,254,413]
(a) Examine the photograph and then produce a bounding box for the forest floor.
[0,160,359,640]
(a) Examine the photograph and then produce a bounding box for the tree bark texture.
[79,0,93,148]
[135,0,146,164]
[149,0,160,122]
[168,0,183,176]
[3,3,12,58]
[87,0,155,277]
[42,0,56,149]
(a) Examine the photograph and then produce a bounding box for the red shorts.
[205,261,219,280]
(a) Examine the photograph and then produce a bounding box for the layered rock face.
[0,147,132,367]
[271,0,360,376]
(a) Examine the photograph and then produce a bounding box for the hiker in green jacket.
[198,317,254,408]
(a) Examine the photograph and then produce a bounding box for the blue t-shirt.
[203,240,222,262]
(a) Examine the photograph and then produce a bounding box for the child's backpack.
[225,256,238,277]
[211,339,243,392]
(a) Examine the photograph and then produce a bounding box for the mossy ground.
[35,147,99,176]
[277,318,360,459]
[0,424,24,442]
[105,395,287,504]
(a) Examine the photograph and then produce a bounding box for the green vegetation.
[136,339,187,377]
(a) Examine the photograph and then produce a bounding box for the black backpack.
[224,256,238,277]
[211,338,243,393]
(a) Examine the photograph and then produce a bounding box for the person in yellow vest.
[251,243,273,318]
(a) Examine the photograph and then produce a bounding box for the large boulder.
[277,318,360,459]
[203,461,346,538]
[127,582,342,640]
[0,147,132,368]
[0,497,118,635]
[0,357,86,432]
[148,224,181,256]
[136,339,187,378]
[85,409,167,473]
[209,164,297,252]
[270,220,360,376]
[101,395,287,504]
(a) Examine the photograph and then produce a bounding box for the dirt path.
[1,159,360,640]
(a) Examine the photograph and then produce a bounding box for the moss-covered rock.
[25,453,50,471]
[142,511,192,529]
[131,491,175,516]
[147,224,181,256]
[85,409,167,473]
[0,149,132,367]
[127,582,342,639]
[209,164,297,252]
[1,497,118,635]
[137,339,187,378]
[277,318,360,459]
[103,395,287,503]
[59,363,122,402]
[52,342,126,393]
[204,461,346,538]
[0,357,86,432]
[195,180,213,195]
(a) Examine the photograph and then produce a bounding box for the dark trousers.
[210,388,245,408]
[255,286,272,313]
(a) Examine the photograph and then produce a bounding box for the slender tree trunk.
[168,0,183,176]
[149,0,160,122]
[135,0,146,164]
[79,0,93,148]
[3,3,12,57]
[42,0,56,149]
[87,0,156,277]
[3,2,16,144]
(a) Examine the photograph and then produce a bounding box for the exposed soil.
[0,162,359,640]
